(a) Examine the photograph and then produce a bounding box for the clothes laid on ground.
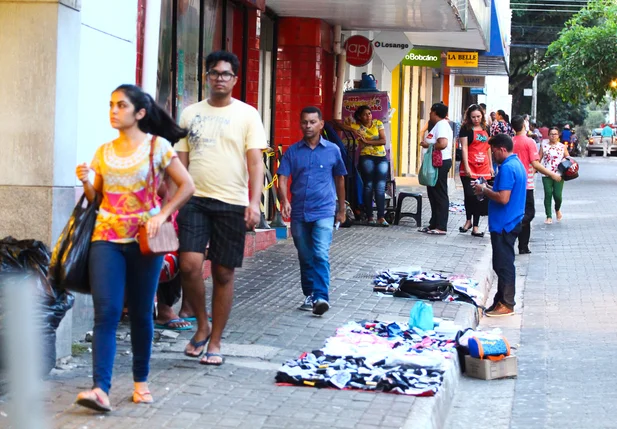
[275,321,457,396]
[449,202,466,214]
[372,268,483,305]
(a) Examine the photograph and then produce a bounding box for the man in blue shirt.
[473,134,526,317]
[601,123,614,157]
[277,106,347,315]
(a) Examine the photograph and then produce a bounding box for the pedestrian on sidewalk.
[539,127,569,224]
[601,123,614,157]
[350,106,390,227]
[277,106,347,315]
[175,50,267,365]
[74,85,195,411]
[511,116,562,254]
[489,110,514,137]
[458,104,493,237]
[473,134,526,317]
[419,102,453,235]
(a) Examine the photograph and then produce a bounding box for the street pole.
[531,74,538,122]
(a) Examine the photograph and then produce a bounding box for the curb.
[405,241,494,429]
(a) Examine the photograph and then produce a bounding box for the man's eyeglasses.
[206,70,236,82]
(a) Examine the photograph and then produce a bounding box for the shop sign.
[372,32,413,71]
[454,75,485,87]
[345,35,374,67]
[446,51,479,68]
[401,49,442,67]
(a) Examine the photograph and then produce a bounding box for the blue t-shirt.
[601,126,613,137]
[561,129,572,142]
[488,154,526,233]
[278,137,348,222]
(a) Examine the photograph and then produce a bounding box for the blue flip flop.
[184,335,210,358]
[200,352,225,366]
[154,318,193,331]
[181,317,212,322]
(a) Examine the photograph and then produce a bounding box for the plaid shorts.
[177,196,246,268]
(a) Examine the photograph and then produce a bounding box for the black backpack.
[394,279,452,300]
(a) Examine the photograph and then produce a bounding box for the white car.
[587,127,617,156]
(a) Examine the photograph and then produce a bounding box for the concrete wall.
[0,0,138,358]
[72,0,138,342]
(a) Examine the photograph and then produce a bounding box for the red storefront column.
[275,18,333,150]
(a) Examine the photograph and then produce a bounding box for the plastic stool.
[394,192,422,226]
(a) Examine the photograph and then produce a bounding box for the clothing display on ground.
[372,268,483,305]
[276,321,458,396]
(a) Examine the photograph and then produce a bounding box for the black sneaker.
[312,299,330,316]
[519,248,531,255]
[298,295,313,311]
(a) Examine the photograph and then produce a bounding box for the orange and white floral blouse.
[90,135,176,243]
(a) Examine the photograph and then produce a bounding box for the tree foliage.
[541,0,617,104]
[535,68,587,127]
[508,2,579,115]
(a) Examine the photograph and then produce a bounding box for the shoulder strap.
[148,136,158,208]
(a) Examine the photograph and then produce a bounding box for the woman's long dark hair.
[113,84,188,143]
[497,109,510,124]
[462,104,487,131]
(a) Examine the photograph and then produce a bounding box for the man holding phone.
[277,106,347,315]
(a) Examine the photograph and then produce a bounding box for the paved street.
[0,185,492,429]
[446,156,617,429]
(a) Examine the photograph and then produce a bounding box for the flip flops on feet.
[556,211,563,222]
[184,335,210,358]
[200,352,225,366]
[426,229,446,235]
[154,318,192,331]
[76,389,112,413]
[133,391,154,404]
[545,218,553,224]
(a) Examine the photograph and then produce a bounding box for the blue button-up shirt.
[277,137,348,222]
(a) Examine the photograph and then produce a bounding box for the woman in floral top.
[74,85,195,412]
[539,127,569,224]
[350,106,390,226]
[490,110,515,137]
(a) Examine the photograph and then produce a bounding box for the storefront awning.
[266,0,470,32]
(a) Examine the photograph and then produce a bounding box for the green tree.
[536,68,587,127]
[541,0,617,104]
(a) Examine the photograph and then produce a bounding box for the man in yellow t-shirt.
[175,51,267,366]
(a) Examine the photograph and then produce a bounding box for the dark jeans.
[427,159,452,231]
[89,241,163,394]
[518,189,535,251]
[490,223,521,309]
[460,176,486,227]
[359,155,389,219]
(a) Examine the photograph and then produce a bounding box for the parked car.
[587,127,617,156]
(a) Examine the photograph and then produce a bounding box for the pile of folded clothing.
[275,320,457,396]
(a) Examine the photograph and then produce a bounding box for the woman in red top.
[458,105,494,237]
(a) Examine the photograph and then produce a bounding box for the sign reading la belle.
[446,51,479,68]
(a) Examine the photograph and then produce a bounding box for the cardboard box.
[464,355,518,380]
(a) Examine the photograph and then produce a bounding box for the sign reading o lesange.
[401,49,442,67]
[371,31,413,71]
[446,51,479,68]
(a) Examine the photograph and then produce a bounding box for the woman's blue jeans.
[89,241,163,394]
[359,155,389,219]
[290,217,334,302]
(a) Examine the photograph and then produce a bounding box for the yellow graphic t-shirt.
[90,136,176,243]
[350,119,386,157]
[175,99,268,206]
